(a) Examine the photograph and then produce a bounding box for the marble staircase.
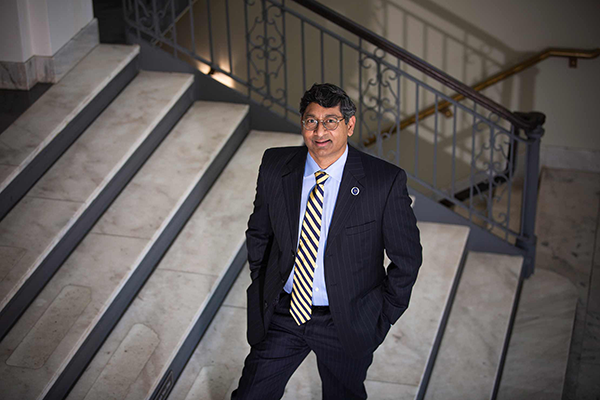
[167,236,576,400]
[0,69,195,340]
[66,130,303,400]
[166,224,518,399]
[0,94,256,399]
[0,43,579,400]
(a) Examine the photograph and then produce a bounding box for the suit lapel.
[281,147,307,249]
[326,145,365,253]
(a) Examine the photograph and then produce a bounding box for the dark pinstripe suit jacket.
[245,144,422,355]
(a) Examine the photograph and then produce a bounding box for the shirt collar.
[304,145,348,183]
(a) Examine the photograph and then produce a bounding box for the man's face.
[301,102,355,169]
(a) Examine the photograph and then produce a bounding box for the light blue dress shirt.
[283,145,348,306]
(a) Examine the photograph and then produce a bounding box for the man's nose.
[315,121,327,135]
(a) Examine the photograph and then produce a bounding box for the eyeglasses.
[302,116,345,131]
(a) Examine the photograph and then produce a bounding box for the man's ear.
[347,115,356,137]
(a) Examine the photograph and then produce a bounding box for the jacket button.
[264,301,268,309]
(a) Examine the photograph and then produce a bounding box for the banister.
[123,0,551,248]
[291,0,538,131]
[363,48,599,146]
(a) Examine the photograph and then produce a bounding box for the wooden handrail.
[362,48,599,146]
[292,0,539,131]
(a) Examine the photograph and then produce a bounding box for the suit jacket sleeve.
[246,151,274,282]
[381,168,422,325]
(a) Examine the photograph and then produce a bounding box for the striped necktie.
[291,171,329,325]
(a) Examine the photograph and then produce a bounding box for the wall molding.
[0,18,99,90]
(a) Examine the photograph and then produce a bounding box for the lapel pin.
[351,187,360,196]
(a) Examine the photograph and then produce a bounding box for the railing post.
[515,112,546,278]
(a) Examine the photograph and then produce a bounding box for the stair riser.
[0,56,139,221]
[43,112,250,400]
[0,83,194,342]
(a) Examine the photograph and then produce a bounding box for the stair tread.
[0,44,140,193]
[168,222,470,399]
[0,165,12,183]
[0,71,194,312]
[497,268,577,400]
[0,101,248,400]
[425,251,522,399]
[66,130,303,400]
[368,223,469,386]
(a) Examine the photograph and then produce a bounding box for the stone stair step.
[168,290,249,400]
[425,251,522,399]
[169,222,470,400]
[66,130,303,400]
[497,269,577,400]
[368,223,469,395]
[0,71,194,339]
[0,101,249,400]
[0,44,140,219]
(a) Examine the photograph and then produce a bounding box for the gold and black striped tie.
[290,171,329,325]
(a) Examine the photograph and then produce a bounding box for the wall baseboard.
[0,19,99,90]
[540,145,600,173]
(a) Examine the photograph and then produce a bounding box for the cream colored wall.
[27,0,52,57]
[322,0,600,150]
[0,0,93,62]
[0,0,33,62]
[45,0,94,55]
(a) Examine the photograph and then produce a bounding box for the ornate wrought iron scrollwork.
[469,111,515,233]
[125,0,179,44]
[245,0,287,109]
[357,48,403,163]
[144,0,173,36]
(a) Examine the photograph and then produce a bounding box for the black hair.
[299,83,357,123]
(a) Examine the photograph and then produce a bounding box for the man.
[233,83,422,399]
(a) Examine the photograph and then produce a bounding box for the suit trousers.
[231,292,373,400]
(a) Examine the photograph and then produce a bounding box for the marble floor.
[534,168,600,400]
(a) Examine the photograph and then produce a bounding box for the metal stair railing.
[123,0,548,275]
[366,47,597,213]
[363,48,599,147]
